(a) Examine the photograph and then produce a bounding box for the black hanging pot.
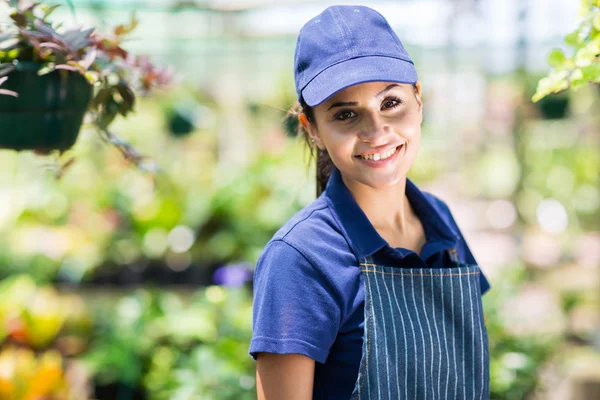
[0,61,93,152]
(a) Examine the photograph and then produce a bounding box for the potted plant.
[0,1,171,169]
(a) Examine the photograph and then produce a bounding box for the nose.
[357,112,390,145]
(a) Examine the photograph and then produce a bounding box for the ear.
[414,81,423,114]
[299,113,325,150]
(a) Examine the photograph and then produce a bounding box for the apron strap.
[359,256,374,267]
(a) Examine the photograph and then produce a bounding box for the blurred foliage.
[0,275,93,399]
[0,346,89,399]
[0,2,598,397]
[82,285,255,399]
[483,266,562,399]
[533,0,600,101]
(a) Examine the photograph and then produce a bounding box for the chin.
[352,170,406,191]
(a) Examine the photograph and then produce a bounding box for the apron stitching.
[368,271,382,400]
[382,270,401,399]
[432,273,442,400]
[468,272,475,399]
[359,269,480,277]
[357,271,374,397]
[420,268,436,399]
[391,267,410,400]
[459,270,465,398]
[374,268,398,393]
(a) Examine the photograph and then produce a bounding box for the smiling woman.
[300,82,421,196]
[250,5,491,400]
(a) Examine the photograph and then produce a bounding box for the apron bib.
[350,248,490,400]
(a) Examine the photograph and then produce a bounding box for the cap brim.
[301,56,418,107]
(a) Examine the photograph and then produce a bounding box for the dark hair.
[293,83,420,197]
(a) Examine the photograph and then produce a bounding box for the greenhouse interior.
[0,0,599,398]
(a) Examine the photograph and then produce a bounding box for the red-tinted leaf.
[34,20,58,38]
[114,13,138,36]
[80,48,96,70]
[10,12,27,28]
[62,28,94,52]
[39,42,63,51]
[23,2,41,13]
[0,64,16,78]
[0,38,20,51]
[21,30,49,39]
[0,33,16,42]
[54,64,80,72]
[0,88,19,97]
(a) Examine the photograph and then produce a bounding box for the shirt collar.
[323,167,459,259]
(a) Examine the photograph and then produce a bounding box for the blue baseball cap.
[294,5,418,107]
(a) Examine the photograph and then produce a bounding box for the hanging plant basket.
[0,61,92,152]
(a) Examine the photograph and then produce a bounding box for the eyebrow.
[327,84,401,111]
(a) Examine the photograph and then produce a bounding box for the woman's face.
[307,81,423,191]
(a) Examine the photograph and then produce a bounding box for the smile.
[356,144,403,161]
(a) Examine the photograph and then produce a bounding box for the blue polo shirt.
[249,168,491,399]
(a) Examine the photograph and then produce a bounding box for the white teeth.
[360,145,401,161]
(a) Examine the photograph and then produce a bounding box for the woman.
[249,5,491,399]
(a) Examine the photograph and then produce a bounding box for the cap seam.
[331,7,352,58]
[333,6,356,59]
[300,54,415,93]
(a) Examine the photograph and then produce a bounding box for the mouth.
[355,144,404,161]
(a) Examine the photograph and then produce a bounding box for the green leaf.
[89,87,113,110]
[548,49,566,68]
[594,13,600,31]
[565,31,581,47]
[98,97,120,129]
[116,82,136,114]
[531,71,570,102]
[42,4,61,21]
[581,62,600,82]
[84,70,100,84]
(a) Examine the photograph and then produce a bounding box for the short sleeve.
[249,239,341,363]
[433,196,492,295]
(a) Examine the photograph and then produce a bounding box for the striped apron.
[350,248,490,399]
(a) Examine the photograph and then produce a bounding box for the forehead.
[325,81,410,103]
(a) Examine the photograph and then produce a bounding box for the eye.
[333,109,357,121]
[382,97,403,110]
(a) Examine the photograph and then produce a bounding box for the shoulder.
[254,195,359,302]
[263,196,352,267]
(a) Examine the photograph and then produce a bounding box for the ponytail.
[287,99,333,197]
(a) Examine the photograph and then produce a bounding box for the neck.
[342,176,414,238]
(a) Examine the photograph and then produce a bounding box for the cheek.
[391,112,422,141]
[321,132,355,161]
